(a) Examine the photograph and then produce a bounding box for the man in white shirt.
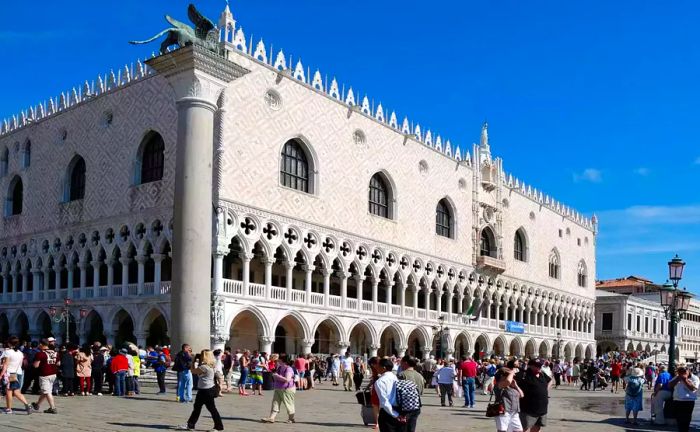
[669,367,698,432]
[341,352,354,391]
[373,357,405,432]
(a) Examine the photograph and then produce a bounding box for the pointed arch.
[548,248,560,279]
[436,197,456,239]
[368,170,397,219]
[135,130,165,184]
[514,227,528,262]
[5,175,23,216]
[577,260,588,287]
[480,226,496,257]
[64,155,86,201]
[278,136,318,194]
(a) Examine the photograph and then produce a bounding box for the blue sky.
[2,1,700,294]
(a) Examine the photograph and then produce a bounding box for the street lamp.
[659,255,694,375]
[553,332,563,360]
[48,298,88,345]
[432,315,449,359]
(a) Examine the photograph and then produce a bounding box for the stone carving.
[129,4,219,55]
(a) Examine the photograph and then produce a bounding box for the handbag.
[485,391,505,417]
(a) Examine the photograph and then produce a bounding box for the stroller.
[355,389,375,426]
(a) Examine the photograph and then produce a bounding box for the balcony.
[0,281,171,304]
[476,255,506,273]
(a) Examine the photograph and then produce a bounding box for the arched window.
[21,140,31,169]
[6,176,23,216]
[549,250,560,279]
[0,147,8,177]
[279,139,309,192]
[138,132,165,184]
[435,199,453,238]
[577,261,587,287]
[480,228,495,257]
[67,156,86,201]
[369,173,390,218]
[514,229,526,262]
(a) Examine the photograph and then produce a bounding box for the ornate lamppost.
[48,298,88,345]
[432,315,449,359]
[553,331,563,360]
[659,255,693,375]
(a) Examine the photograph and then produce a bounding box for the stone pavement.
[0,382,698,431]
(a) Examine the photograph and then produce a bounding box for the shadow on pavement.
[107,422,173,429]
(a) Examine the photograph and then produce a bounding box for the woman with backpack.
[492,368,524,432]
[623,367,645,425]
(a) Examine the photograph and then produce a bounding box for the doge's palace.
[0,4,597,360]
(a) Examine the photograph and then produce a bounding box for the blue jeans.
[178,370,193,402]
[114,371,126,396]
[462,377,476,407]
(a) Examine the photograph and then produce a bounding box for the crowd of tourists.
[0,335,698,432]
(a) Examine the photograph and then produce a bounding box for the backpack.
[626,377,643,397]
[487,365,497,377]
[395,379,421,413]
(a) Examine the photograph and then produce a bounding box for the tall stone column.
[263,258,274,300]
[322,268,331,307]
[78,260,87,300]
[212,252,225,296]
[32,269,41,301]
[135,255,146,295]
[152,253,164,295]
[148,45,247,351]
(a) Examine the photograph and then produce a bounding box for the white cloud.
[573,168,602,183]
[634,167,650,176]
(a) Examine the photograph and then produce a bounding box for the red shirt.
[611,363,622,377]
[294,357,308,373]
[460,359,478,378]
[35,349,59,377]
[110,354,129,373]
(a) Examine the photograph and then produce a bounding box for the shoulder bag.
[485,389,505,417]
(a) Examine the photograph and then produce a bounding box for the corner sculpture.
[129,3,219,55]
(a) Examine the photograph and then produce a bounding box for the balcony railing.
[0,281,172,304]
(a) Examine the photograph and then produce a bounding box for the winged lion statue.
[129,4,219,55]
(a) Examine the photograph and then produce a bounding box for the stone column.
[436,291,443,315]
[302,339,314,355]
[399,282,406,317]
[106,259,114,293]
[21,269,29,301]
[284,261,294,301]
[446,291,453,318]
[240,252,253,297]
[147,44,247,351]
[135,255,146,295]
[263,258,274,300]
[212,252,225,296]
[412,285,419,316]
[104,330,116,347]
[1,270,7,303]
[135,331,148,349]
[423,288,430,317]
[355,275,364,312]
[303,265,314,305]
[339,271,348,308]
[457,294,463,314]
[32,269,41,301]
[42,267,50,301]
[445,348,455,361]
[421,346,431,360]
[78,260,87,300]
[322,268,331,307]
[120,257,130,296]
[11,270,18,300]
[397,345,407,358]
[54,265,62,295]
[371,277,379,313]
[369,344,379,358]
[152,253,164,295]
[386,282,394,315]
[336,341,350,357]
[260,336,274,355]
[91,260,101,297]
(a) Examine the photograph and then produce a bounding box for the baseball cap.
[47,337,56,342]
[528,359,543,368]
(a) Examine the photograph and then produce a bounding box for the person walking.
[341,352,354,391]
[237,350,250,396]
[91,346,106,396]
[623,367,645,425]
[58,346,75,396]
[551,361,562,389]
[373,357,405,432]
[331,354,340,386]
[493,368,524,432]
[650,364,673,425]
[176,349,224,431]
[261,353,297,424]
[75,347,93,396]
[397,356,424,432]
[353,356,366,392]
[30,339,59,414]
[669,366,699,432]
[174,344,194,403]
[154,346,168,394]
[610,360,622,394]
[131,347,141,395]
[110,348,129,397]
[458,355,478,408]
[293,353,308,391]
[21,341,39,395]
[435,360,455,406]
[515,359,551,432]
[1,336,32,414]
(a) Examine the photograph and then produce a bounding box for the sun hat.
[629,367,644,377]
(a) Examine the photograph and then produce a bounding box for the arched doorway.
[585,345,594,360]
[37,311,52,339]
[538,341,549,358]
[407,328,426,359]
[378,324,402,357]
[348,321,373,357]
[0,313,9,341]
[493,336,506,357]
[564,343,573,361]
[454,332,470,359]
[228,309,266,352]
[273,314,306,355]
[509,337,522,357]
[144,308,169,347]
[113,309,135,348]
[312,318,342,355]
[525,339,536,358]
[474,334,490,360]
[14,311,29,342]
[575,344,584,360]
[84,310,106,345]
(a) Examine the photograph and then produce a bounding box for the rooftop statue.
[129,4,218,55]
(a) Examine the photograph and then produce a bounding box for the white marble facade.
[0,4,597,360]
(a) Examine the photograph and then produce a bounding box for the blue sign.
[505,321,525,334]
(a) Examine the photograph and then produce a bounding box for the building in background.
[596,276,661,295]
[0,3,598,360]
